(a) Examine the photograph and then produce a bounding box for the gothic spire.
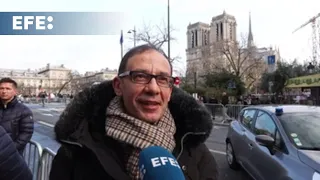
[248,12,254,48]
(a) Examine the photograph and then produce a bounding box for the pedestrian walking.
[39,90,46,107]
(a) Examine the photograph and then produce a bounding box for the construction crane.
[293,12,320,62]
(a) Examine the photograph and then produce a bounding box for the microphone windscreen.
[138,146,185,180]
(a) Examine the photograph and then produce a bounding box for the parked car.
[225,105,320,180]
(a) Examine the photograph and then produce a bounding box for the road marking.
[35,108,64,113]
[42,113,54,116]
[38,108,52,111]
[209,149,226,155]
[37,121,55,128]
[213,126,227,129]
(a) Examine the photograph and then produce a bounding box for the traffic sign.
[267,55,276,65]
[227,80,236,89]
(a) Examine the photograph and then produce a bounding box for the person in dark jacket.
[0,125,33,180]
[0,78,34,155]
[50,44,219,180]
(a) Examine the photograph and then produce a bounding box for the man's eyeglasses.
[118,71,175,88]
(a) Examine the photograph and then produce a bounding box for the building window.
[216,23,219,41]
[220,22,223,40]
[195,30,198,47]
[204,31,208,45]
[230,24,232,40]
[191,31,195,48]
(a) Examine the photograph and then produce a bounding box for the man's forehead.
[0,83,15,88]
[127,50,171,74]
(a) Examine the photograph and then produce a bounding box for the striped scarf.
[105,96,176,179]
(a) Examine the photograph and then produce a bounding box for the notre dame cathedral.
[185,11,280,91]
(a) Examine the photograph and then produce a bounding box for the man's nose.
[145,78,160,94]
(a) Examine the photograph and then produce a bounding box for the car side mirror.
[255,135,275,153]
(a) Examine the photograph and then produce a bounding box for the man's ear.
[112,77,122,96]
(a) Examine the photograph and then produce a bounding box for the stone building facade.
[0,63,71,95]
[186,11,237,75]
[70,68,118,94]
[0,65,118,95]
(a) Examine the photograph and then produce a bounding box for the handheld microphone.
[138,146,185,180]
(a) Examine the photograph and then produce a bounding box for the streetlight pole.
[194,71,197,89]
[167,0,171,60]
[128,26,137,47]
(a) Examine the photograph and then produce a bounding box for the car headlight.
[313,172,320,180]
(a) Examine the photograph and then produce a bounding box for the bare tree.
[18,83,27,95]
[57,70,80,94]
[134,20,180,63]
[173,64,186,77]
[206,35,266,89]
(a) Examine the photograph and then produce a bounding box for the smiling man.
[50,44,219,180]
[114,46,173,123]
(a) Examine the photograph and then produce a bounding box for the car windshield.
[279,113,320,150]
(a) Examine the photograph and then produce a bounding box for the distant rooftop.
[0,68,37,73]
[0,68,47,78]
[0,65,117,76]
[187,22,210,29]
[212,10,236,22]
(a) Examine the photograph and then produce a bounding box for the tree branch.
[133,20,177,63]
[58,70,80,94]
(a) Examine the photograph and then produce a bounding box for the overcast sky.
[1,0,319,75]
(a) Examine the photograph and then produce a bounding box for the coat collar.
[0,96,18,109]
[54,80,213,148]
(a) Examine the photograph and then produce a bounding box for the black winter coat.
[50,81,219,180]
[0,125,33,180]
[0,97,34,154]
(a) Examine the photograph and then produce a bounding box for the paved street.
[27,103,252,180]
[27,103,64,152]
[28,103,65,128]
[206,126,252,180]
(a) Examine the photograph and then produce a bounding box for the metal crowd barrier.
[204,103,225,121]
[23,141,56,180]
[23,140,43,180]
[204,103,252,123]
[38,148,56,180]
[225,104,251,120]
